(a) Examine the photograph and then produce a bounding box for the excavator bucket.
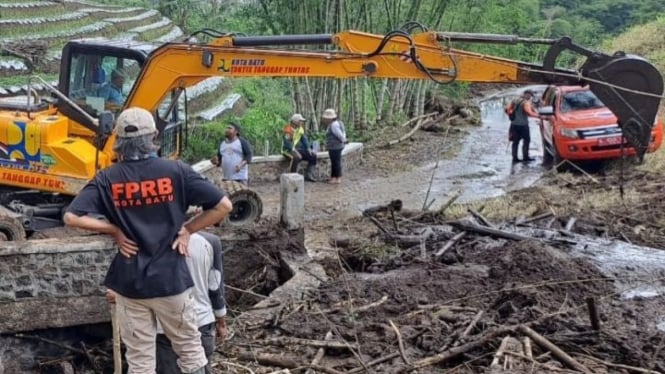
[580,53,664,161]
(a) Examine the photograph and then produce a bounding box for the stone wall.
[0,225,305,334]
[0,237,116,333]
[194,142,364,182]
[0,240,115,302]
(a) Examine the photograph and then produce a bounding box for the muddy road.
[248,86,549,243]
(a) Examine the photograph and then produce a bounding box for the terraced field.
[0,0,186,97]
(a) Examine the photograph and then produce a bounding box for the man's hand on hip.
[215,317,228,343]
[172,226,191,256]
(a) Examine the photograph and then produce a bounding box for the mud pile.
[220,205,665,373]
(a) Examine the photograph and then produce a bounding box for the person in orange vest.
[282,114,318,182]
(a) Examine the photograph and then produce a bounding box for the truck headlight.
[559,128,579,139]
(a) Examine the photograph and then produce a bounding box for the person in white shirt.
[212,122,253,186]
[106,232,227,374]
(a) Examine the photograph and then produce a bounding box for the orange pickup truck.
[538,85,663,166]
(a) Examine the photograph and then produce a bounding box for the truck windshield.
[560,90,606,113]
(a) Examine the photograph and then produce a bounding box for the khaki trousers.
[115,288,208,373]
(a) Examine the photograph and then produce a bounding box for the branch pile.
[217,202,665,373]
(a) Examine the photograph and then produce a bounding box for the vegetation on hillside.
[164,0,665,162]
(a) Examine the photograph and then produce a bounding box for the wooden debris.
[564,217,577,232]
[434,231,467,257]
[517,212,555,225]
[518,325,592,373]
[457,310,484,346]
[468,208,495,228]
[237,352,300,369]
[259,337,357,350]
[450,220,533,241]
[585,297,601,331]
[396,327,513,373]
[362,199,403,217]
[389,320,411,365]
[576,354,663,374]
[304,331,333,374]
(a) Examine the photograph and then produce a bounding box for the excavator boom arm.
[119,27,663,159]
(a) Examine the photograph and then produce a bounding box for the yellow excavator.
[0,23,662,240]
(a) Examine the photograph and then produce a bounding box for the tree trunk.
[418,81,430,117]
[289,78,298,112]
[377,79,389,122]
[412,80,423,118]
[386,79,401,124]
[360,77,368,132]
[304,77,319,131]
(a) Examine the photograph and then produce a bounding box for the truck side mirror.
[98,111,115,135]
[538,106,554,116]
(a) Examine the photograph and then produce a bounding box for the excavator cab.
[57,39,185,160]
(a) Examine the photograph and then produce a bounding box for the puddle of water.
[658,319,665,332]
[561,234,665,300]
[422,85,549,206]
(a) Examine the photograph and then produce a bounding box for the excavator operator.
[98,69,127,106]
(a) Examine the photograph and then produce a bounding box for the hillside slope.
[0,0,184,96]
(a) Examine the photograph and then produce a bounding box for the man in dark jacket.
[508,89,540,163]
[64,107,233,374]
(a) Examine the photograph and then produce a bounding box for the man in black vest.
[508,89,540,163]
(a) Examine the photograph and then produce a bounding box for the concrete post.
[280,173,304,230]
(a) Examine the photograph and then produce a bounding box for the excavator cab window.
[67,52,141,118]
[155,88,186,160]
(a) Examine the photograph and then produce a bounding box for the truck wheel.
[0,214,26,241]
[542,133,553,165]
[215,180,263,226]
[551,140,566,172]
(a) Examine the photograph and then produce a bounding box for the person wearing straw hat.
[322,108,346,184]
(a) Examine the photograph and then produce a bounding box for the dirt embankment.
[218,203,665,373]
[212,90,665,373]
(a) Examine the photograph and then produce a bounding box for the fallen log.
[362,200,403,217]
[304,331,333,374]
[576,354,662,374]
[389,320,410,365]
[385,118,426,146]
[518,325,591,373]
[468,209,495,228]
[259,337,357,350]
[237,352,299,368]
[585,297,601,331]
[317,295,388,315]
[434,231,466,257]
[564,217,577,232]
[395,326,513,373]
[399,112,439,127]
[450,221,533,241]
[516,212,555,226]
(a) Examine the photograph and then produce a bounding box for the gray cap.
[116,107,157,138]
